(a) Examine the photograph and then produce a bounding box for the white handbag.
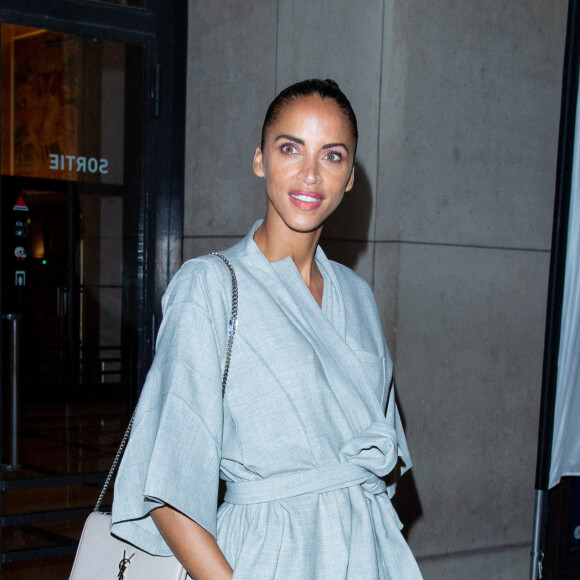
[69,253,238,580]
[69,512,189,580]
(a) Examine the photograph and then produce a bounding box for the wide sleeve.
[110,259,230,556]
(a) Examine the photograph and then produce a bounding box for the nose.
[297,155,322,185]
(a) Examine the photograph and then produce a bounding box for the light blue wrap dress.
[111,221,422,579]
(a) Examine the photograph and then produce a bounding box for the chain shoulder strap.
[94,412,135,511]
[211,253,238,396]
[94,253,238,512]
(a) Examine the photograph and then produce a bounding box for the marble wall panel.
[393,243,550,556]
[371,241,401,358]
[185,0,278,237]
[377,0,567,249]
[377,0,410,243]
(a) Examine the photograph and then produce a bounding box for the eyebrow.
[275,133,350,154]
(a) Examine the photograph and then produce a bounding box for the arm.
[151,505,233,580]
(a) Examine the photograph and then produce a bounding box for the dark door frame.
[0,0,187,395]
[0,0,186,572]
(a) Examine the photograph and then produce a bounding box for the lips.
[289,190,323,210]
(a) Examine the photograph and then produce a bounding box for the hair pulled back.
[260,79,358,152]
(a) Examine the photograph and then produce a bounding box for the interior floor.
[1,399,126,579]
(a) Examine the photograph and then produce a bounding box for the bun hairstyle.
[260,79,358,153]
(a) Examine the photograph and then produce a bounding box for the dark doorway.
[0,3,186,577]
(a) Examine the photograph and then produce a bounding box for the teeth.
[291,194,319,203]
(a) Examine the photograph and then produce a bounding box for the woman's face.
[253,95,356,235]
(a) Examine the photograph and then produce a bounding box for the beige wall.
[185,1,568,577]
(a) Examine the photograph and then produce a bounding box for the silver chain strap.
[212,253,238,397]
[94,253,238,512]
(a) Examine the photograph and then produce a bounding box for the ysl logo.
[117,550,136,580]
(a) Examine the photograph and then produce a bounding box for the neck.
[253,216,322,285]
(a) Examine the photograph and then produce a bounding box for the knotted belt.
[224,420,399,505]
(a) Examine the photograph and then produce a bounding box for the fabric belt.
[224,462,387,505]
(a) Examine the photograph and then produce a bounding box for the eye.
[280,142,298,155]
[323,150,343,162]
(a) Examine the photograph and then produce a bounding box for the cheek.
[265,159,294,184]
[329,167,353,190]
[327,189,345,211]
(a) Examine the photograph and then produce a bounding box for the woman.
[111,79,422,579]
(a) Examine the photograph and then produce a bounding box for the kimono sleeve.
[110,261,228,556]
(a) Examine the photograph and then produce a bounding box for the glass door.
[0,23,145,578]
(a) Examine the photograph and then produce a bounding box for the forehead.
[266,95,355,144]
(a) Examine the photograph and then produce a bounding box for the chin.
[284,217,327,235]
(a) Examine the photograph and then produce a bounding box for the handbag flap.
[69,512,189,580]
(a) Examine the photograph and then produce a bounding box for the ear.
[253,144,265,178]
[345,163,355,192]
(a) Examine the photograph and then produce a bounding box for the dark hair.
[260,79,358,152]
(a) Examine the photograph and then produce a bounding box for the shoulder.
[162,254,235,313]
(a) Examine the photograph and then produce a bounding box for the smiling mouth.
[290,192,322,203]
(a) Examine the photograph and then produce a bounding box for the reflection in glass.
[0,21,144,577]
[1,23,130,395]
[1,25,125,185]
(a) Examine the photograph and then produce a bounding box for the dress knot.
[339,421,399,495]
